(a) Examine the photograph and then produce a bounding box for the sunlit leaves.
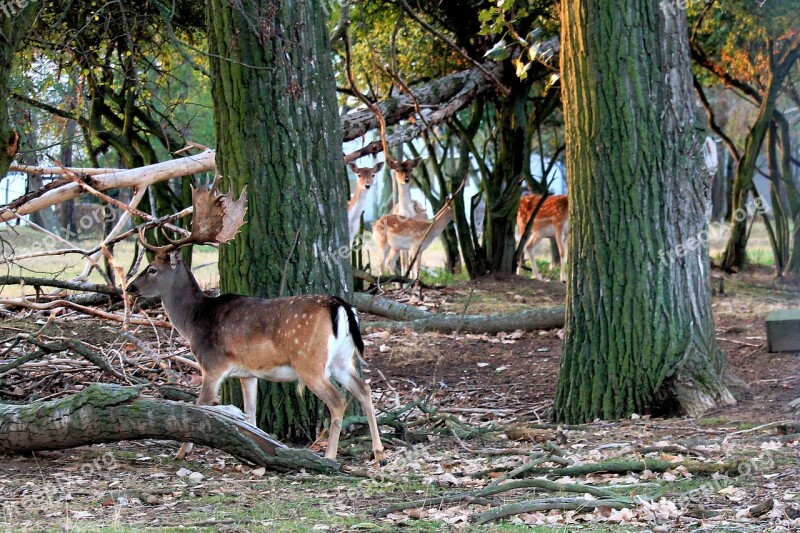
[478,1,557,81]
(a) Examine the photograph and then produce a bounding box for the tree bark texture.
[0,2,37,177]
[207,0,352,443]
[0,384,337,473]
[555,1,736,422]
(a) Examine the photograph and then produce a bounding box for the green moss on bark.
[206,0,352,441]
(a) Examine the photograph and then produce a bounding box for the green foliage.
[11,1,210,168]
[336,2,461,104]
[689,0,800,87]
[478,0,559,80]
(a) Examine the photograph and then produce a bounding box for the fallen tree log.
[340,63,501,142]
[0,276,120,295]
[0,149,215,223]
[0,383,337,473]
[352,293,565,333]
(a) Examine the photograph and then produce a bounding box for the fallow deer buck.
[516,194,569,282]
[128,179,386,465]
[346,162,382,245]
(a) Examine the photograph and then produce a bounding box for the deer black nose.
[128,285,139,294]
[404,178,410,183]
[365,185,371,189]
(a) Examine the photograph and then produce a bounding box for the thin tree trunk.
[484,92,528,273]
[207,0,352,443]
[555,1,736,422]
[720,77,780,271]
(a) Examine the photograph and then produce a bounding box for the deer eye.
[147,266,158,275]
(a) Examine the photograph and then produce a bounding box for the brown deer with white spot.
[516,194,569,282]
[373,194,459,279]
[346,162,382,245]
[128,179,386,465]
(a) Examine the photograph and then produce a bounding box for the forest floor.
[0,266,799,532]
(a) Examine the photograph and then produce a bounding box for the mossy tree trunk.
[0,2,38,177]
[207,0,352,443]
[483,88,529,274]
[555,1,736,422]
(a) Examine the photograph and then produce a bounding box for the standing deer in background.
[128,180,386,465]
[373,197,455,279]
[516,194,569,282]
[346,162,382,245]
[389,158,427,221]
[388,158,427,273]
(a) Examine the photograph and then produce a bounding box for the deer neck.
[159,262,207,340]
[348,186,368,214]
[397,180,413,210]
[418,207,453,243]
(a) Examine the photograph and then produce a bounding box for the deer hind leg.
[300,371,347,461]
[177,367,224,460]
[341,370,386,465]
[240,377,258,427]
[555,225,567,283]
[525,234,542,280]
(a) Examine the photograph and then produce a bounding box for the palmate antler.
[139,176,248,255]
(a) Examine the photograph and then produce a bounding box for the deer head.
[129,178,247,297]
[348,162,383,192]
[388,158,421,184]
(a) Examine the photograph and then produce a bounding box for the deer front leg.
[240,377,258,427]
[176,369,223,460]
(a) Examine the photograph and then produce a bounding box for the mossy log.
[353,293,565,333]
[0,384,337,473]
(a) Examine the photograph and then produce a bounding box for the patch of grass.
[747,248,776,267]
[419,266,468,286]
[0,226,219,298]
[695,417,728,427]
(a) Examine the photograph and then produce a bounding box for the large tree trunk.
[0,3,37,178]
[207,0,352,443]
[555,1,736,422]
[0,384,336,472]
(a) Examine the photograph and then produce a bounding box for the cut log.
[352,293,565,333]
[0,383,338,473]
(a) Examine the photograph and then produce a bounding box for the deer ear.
[412,157,422,167]
[168,250,182,268]
[348,163,358,173]
[373,162,384,173]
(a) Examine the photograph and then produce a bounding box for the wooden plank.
[766,310,800,353]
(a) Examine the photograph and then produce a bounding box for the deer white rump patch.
[326,305,357,389]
